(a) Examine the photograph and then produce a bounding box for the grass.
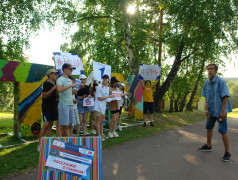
[0,110,206,179]
[227,108,238,118]
[0,112,13,134]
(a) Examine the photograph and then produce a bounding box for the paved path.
[9,118,238,180]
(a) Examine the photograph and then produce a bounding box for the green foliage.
[227,80,238,108]
[0,82,14,112]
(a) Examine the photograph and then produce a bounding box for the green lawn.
[0,110,206,179]
[0,112,14,134]
[227,108,238,118]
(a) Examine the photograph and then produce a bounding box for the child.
[118,83,131,131]
[89,77,98,134]
[77,74,90,136]
[94,74,114,141]
[140,80,159,126]
[108,77,120,138]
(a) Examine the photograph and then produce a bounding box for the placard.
[83,98,95,106]
[38,137,102,180]
[106,91,121,102]
[138,64,161,80]
[53,52,84,75]
[93,61,111,82]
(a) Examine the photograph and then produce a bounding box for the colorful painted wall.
[0,60,53,136]
[126,75,143,120]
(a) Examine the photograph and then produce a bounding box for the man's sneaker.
[102,134,109,139]
[118,126,122,131]
[91,129,96,135]
[143,122,146,127]
[108,132,114,138]
[197,144,212,152]
[222,152,231,162]
[37,145,40,152]
[112,131,119,138]
[150,122,155,126]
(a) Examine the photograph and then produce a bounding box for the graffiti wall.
[126,75,143,120]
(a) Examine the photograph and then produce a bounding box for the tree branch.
[181,48,199,62]
[71,15,123,24]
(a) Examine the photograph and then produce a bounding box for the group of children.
[38,63,157,151]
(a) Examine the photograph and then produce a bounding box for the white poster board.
[93,61,111,82]
[86,71,94,86]
[138,64,161,80]
[53,52,84,75]
[83,98,95,106]
[106,91,121,102]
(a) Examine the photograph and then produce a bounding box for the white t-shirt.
[118,90,128,107]
[94,84,109,114]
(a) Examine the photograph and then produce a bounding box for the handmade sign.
[73,79,81,90]
[53,52,84,75]
[86,71,93,86]
[83,98,95,106]
[38,137,102,180]
[106,91,121,102]
[138,64,161,80]
[93,61,111,82]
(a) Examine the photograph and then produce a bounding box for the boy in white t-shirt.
[94,74,114,141]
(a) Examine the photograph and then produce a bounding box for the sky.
[25,27,238,78]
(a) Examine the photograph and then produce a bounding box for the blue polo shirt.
[202,75,232,117]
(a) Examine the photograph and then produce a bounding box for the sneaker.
[222,152,231,162]
[197,144,212,152]
[37,145,40,152]
[118,126,122,131]
[108,132,114,138]
[91,129,96,135]
[150,122,155,126]
[100,135,105,141]
[112,131,119,138]
[143,122,146,127]
[102,134,109,139]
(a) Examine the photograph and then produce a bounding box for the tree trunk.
[179,92,189,112]
[126,23,137,75]
[169,91,174,112]
[154,33,185,112]
[174,93,181,112]
[14,82,20,137]
[186,60,205,111]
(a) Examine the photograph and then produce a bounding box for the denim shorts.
[88,105,95,112]
[77,100,89,114]
[58,104,73,126]
[206,116,227,134]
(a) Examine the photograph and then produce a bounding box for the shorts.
[143,102,154,114]
[88,105,95,112]
[58,104,74,126]
[94,111,104,117]
[43,112,58,122]
[77,100,89,114]
[119,107,122,115]
[73,106,80,125]
[206,116,227,134]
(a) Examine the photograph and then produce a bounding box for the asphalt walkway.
[9,118,238,180]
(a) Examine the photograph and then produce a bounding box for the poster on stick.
[93,61,111,82]
[53,52,84,75]
[38,137,102,180]
[138,64,161,80]
[83,98,95,106]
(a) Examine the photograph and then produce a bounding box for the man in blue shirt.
[198,64,232,161]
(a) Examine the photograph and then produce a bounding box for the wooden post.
[14,82,20,137]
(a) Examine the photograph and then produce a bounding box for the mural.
[19,77,48,136]
[0,60,53,82]
[0,60,53,136]
[126,75,143,120]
